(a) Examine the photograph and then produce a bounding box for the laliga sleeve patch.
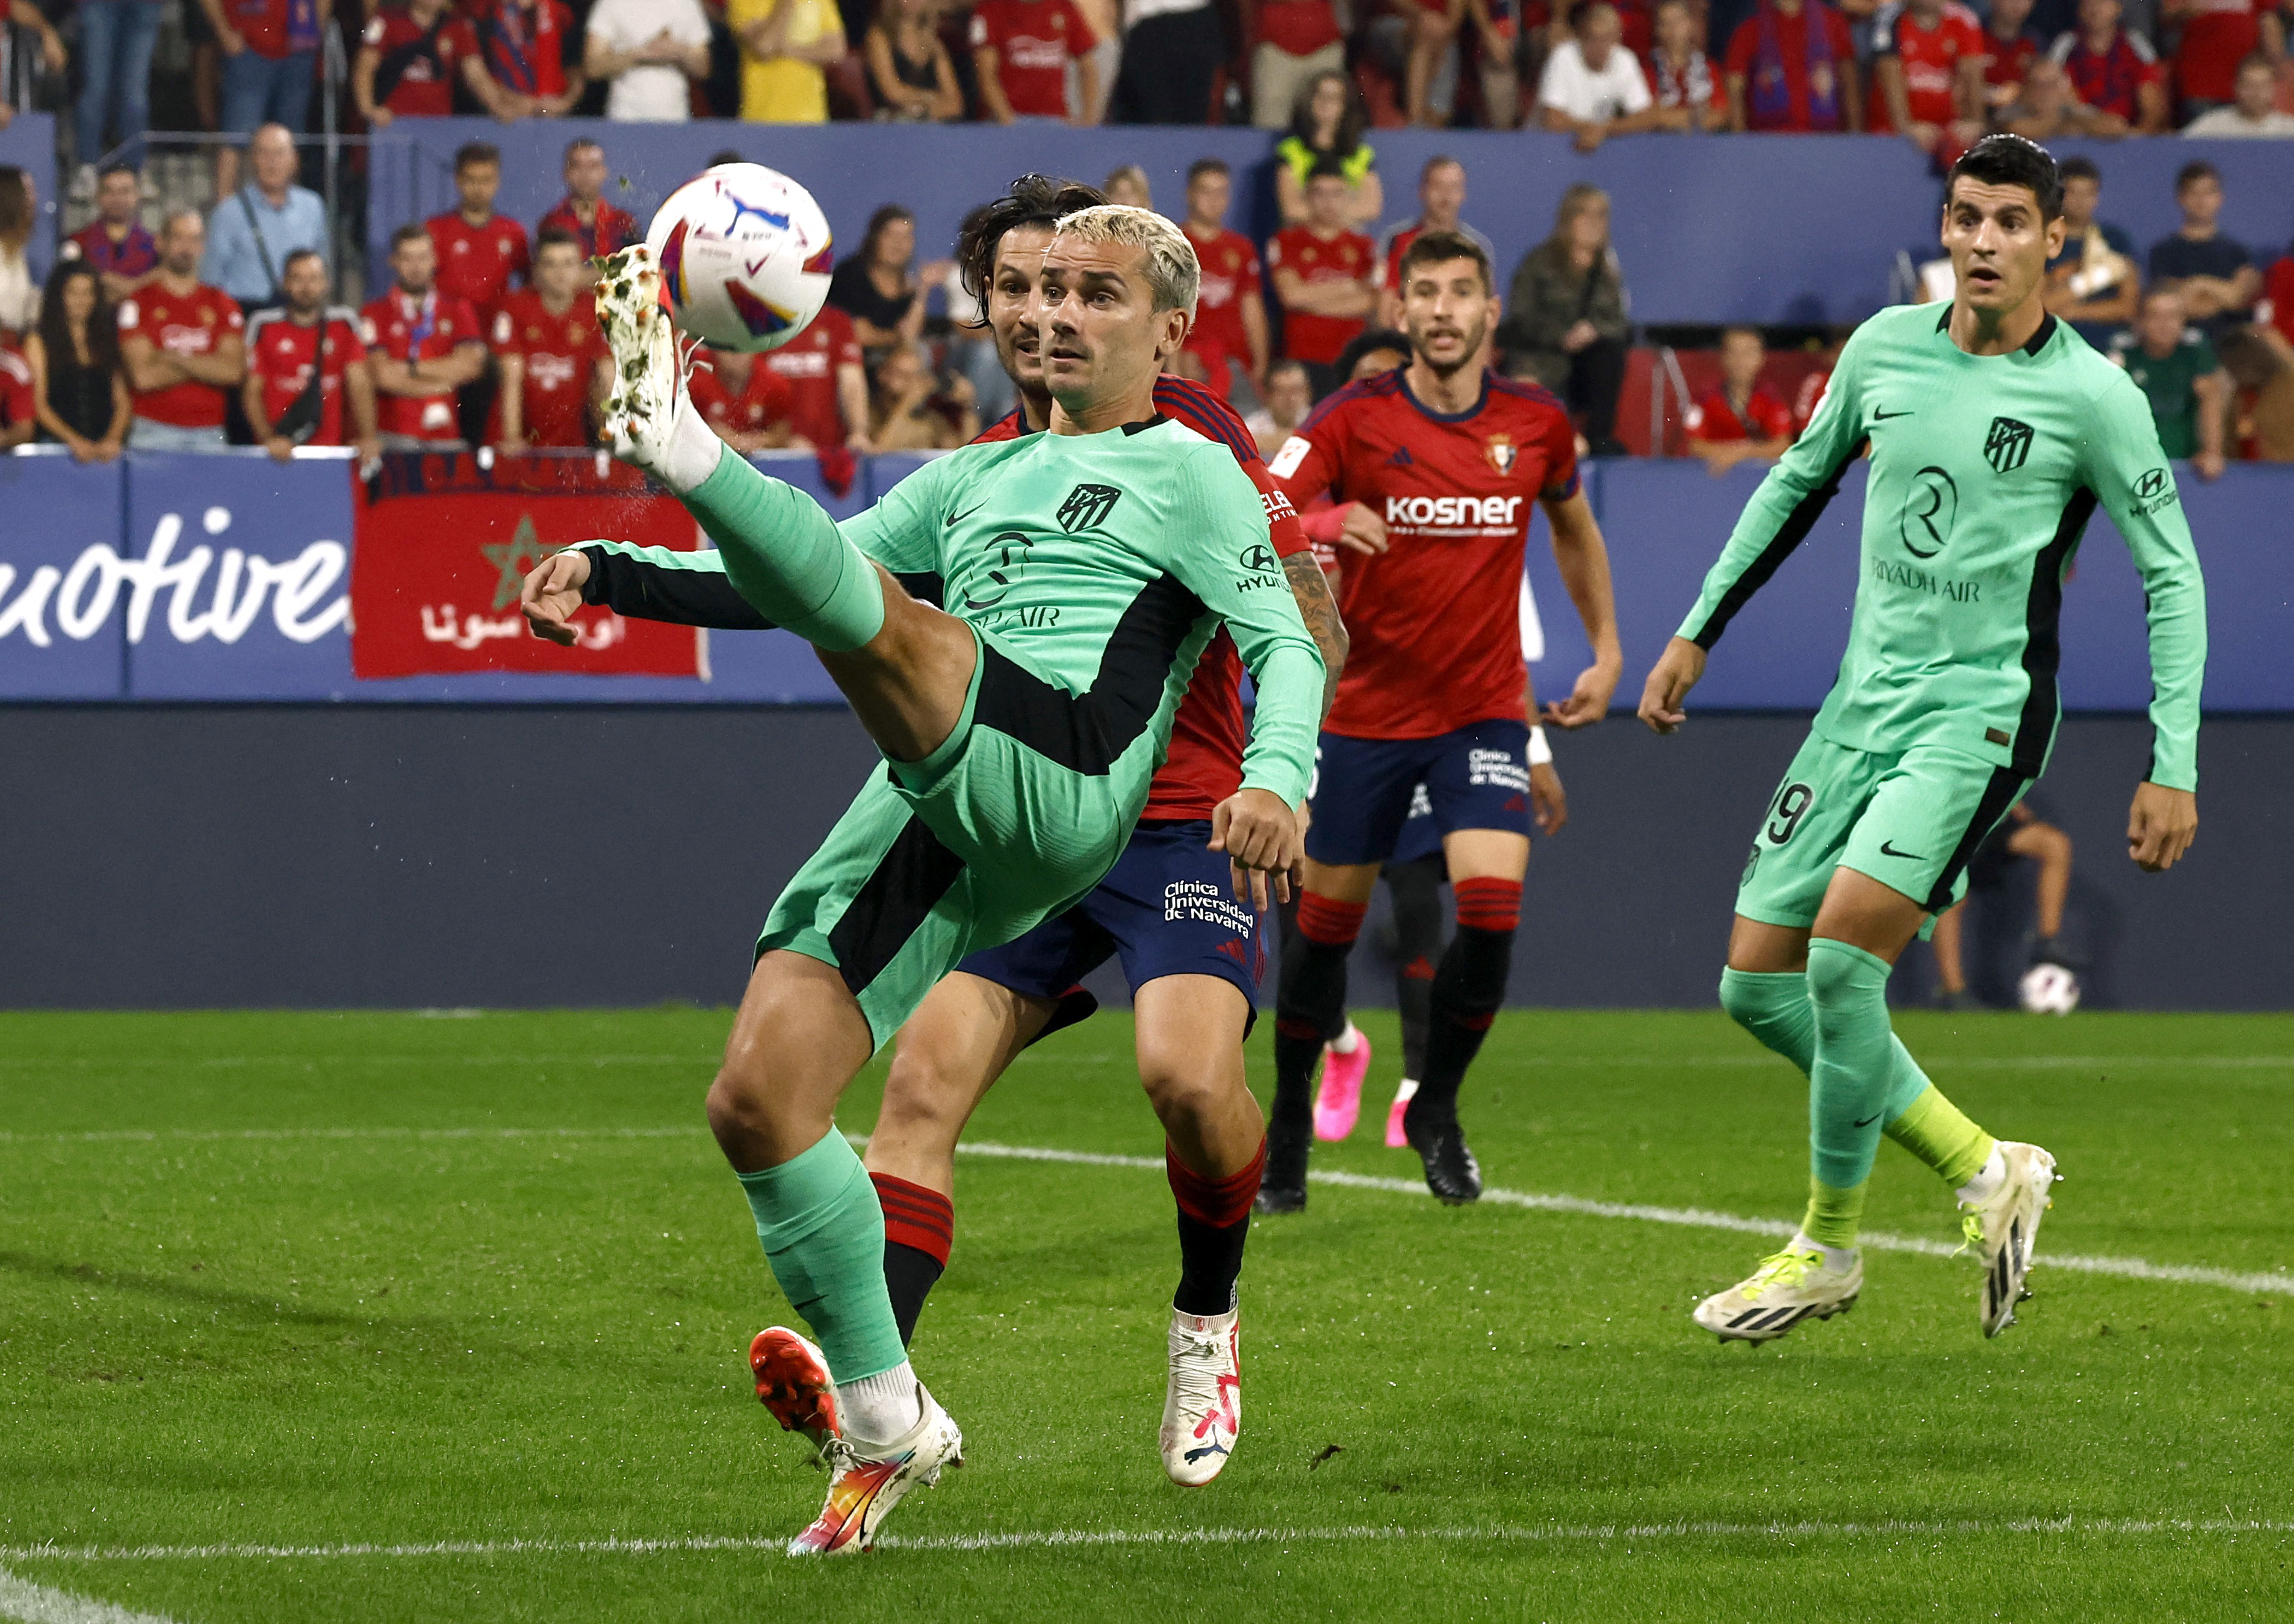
[1269,436,1312,479]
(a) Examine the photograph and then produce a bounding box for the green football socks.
[736,1129,908,1384]
[1805,939,1899,1195]
[683,447,886,652]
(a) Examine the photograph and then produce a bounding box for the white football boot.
[592,244,723,493]
[1960,1141,2059,1337]
[787,1378,964,1556]
[1693,1245,1863,1342]
[1159,1304,1241,1487]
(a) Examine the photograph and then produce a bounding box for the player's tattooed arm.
[1283,550,1348,720]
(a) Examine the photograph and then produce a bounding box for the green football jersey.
[1679,304,2207,790]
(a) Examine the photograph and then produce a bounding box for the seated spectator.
[0,338,33,448]
[2262,243,2294,348]
[1537,2,1664,150]
[201,122,327,312]
[2045,155,2141,335]
[2148,160,2260,335]
[1869,0,1987,161]
[491,228,607,451]
[1269,160,1378,397]
[242,249,379,462]
[1374,155,1496,328]
[1109,0,1224,123]
[2183,52,2294,133]
[868,345,978,449]
[1979,0,2045,116]
[864,0,964,120]
[584,0,711,120]
[1645,0,1728,131]
[2,2,67,141]
[2217,325,2294,460]
[1686,325,1793,474]
[117,209,247,451]
[1927,803,2074,1011]
[689,346,799,451]
[2159,0,2283,119]
[828,205,948,362]
[64,166,161,303]
[201,0,321,198]
[761,300,870,450]
[0,167,38,337]
[970,0,1100,122]
[1724,0,1862,131]
[2047,0,2167,133]
[1103,166,1153,208]
[356,0,501,126]
[1247,357,1314,457]
[24,261,131,462]
[1276,71,1383,230]
[471,0,586,116]
[2110,287,2228,477]
[2001,54,2132,136]
[361,222,489,450]
[1495,182,1629,456]
[538,139,640,275]
[1180,158,1270,398]
[428,143,531,329]
[732,0,848,122]
[1335,323,1413,384]
[1253,0,1347,129]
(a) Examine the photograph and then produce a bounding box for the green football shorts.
[1734,731,2032,928]
[757,627,1143,1049]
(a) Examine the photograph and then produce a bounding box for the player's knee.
[1803,943,1871,1010]
[1718,970,1765,1032]
[1139,1064,1230,1136]
[705,1059,772,1141]
[876,1050,969,1139]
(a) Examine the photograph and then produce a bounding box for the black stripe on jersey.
[580,545,942,627]
[826,814,967,997]
[2009,488,2098,775]
[973,572,1208,773]
[1926,766,2029,913]
[1685,440,1865,651]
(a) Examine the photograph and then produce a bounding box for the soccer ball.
[2018,962,2082,1015]
[646,164,832,354]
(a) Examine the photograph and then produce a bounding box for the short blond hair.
[1050,203,1200,319]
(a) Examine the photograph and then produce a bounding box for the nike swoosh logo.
[1879,840,1927,860]
[1873,409,1913,420]
[945,502,987,527]
[1853,1112,1884,1127]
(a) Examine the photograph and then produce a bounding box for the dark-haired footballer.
[1638,135,2207,1344]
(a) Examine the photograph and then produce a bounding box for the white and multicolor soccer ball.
[2018,962,2082,1015]
[646,164,832,354]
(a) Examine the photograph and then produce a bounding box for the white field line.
[5,1516,2291,1567]
[0,1567,181,1624]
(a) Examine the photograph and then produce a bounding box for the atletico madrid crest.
[1485,434,1517,476]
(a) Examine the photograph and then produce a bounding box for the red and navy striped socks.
[870,1172,954,1347]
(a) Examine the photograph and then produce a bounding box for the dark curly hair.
[953,174,1105,330]
[1948,135,2064,222]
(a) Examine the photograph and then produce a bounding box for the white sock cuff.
[660,391,728,495]
[836,1360,922,1445]
[1956,1143,2009,1204]
[1329,1023,1362,1055]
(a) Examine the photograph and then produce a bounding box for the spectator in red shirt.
[2258,247,2294,350]
[1725,0,1862,129]
[471,0,586,116]
[1871,0,1988,160]
[241,247,378,460]
[761,302,871,451]
[1179,158,1269,400]
[1979,0,2044,114]
[538,139,640,286]
[1269,160,1378,398]
[1252,0,1347,128]
[116,208,247,451]
[64,166,161,303]
[2001,51,2129,134]
[689,345,799,452]
[2048,0,2168,132]
[491,228,608,451]
[361,222,489,448]
[200,0,322,198]
[0,339,34,450]
[1686,325,1794,475]
[427,142,530,328]
[356,0,509,124]
[1645,0,1728,131]
[970,0,1101,123]
[2160,0,2285,116]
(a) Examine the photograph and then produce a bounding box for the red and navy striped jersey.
[1269,367,1576,740]
[974,374,1312,820]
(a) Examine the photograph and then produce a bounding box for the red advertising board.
[350,453,705,679]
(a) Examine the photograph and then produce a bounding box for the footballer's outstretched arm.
[521,541,944,644]
[1537,488,1623,728]
[1282,550,1347,719]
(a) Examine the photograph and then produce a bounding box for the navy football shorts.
[957,818,1267,1035]
[1305,720,1533,868]
[1390,781,1444,866]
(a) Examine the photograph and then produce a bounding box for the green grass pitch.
[3,1008,2289,1622]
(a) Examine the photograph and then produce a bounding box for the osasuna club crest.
[1484,434,1517,476]
[1985,416,2035,474]
[1058,483,1122,532]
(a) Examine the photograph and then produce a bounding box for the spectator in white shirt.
[1537,1,1664,151]
[2182,55,2294,138]
[583,0,713,120]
